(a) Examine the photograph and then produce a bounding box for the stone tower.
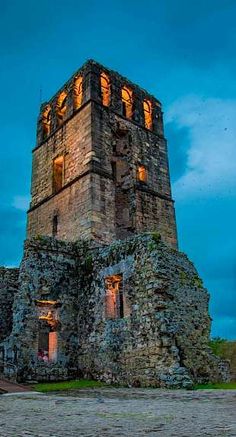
[0,61,229,387]
[27,60,177,247]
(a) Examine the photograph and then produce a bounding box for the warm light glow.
[73,76,83,109]
[48,332,58,362]
[39,310,58,328]
[121,86,133,119]
[56,90,67,121]
[38,331,58,363]
[137,165,148,183]
[105,275,123,319]
[36,300,57,305]
[42,105,51,137]
[37,300,59,363]
[143,100,152,130]
[100,72,110,106]
[53,156,64,193]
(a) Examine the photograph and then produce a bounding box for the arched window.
[56,91,67,123]
[42,105,51,137]
[137,165,148,183]
[143,99,152,130]
[121,86,133,119]
[73,76,83,110]
[100,72,111,106]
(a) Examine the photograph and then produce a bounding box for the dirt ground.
[0,388,235,436]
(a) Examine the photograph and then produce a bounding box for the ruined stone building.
[0,60,228,387]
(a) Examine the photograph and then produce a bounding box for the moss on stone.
[192,275,203,289]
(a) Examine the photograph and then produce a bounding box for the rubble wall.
[0,267,19,342]
[77,234,227,387]
[2,235,228,386]
[3,238,80,381]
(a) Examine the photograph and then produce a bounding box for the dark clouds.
[165,122,190,182]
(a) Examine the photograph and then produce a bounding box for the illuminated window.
[56,90,67,123]
[137,165,148,183]
[143,100,153,130]
[100,72,110,106]
[42,105,51,138]
[52,215,58,237]
[48,332,58,362]
[53,156,64,193]
[38,329,57,363]
[121,86,133,119]
[105,275,124,319]
[73,76,83,110]
[37,301,59,363]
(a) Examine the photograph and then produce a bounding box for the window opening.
[100,72,110,106]
[53,156,64,193]
[42,105,51,138]
[143,99,152,130]
[121,86,133,119]
[52,215,58,237]
[73,76,83,109]
[105,274,124,319]
[137,165,148,183]
[37,301,59,363]
[56,90,67,123]
[48,332,58,362]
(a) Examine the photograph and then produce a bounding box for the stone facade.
[27,60,177,248]
[2,235,228,387]
[0,267,19,373]
[0,60,229,387]
[0,268,19,343]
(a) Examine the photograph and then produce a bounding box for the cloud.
[166,96,236,200]
[165,122,190,183]
[12,195,30,211]
[167,95,236,339]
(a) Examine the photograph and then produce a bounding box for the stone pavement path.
[0,388,235,436]
[0,379,32,393]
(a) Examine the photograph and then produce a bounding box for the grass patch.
[34,379,107,393]
[195,382,236,390]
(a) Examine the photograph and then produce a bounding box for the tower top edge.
[40,58,162,109]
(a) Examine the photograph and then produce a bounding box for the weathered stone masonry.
[2,235,228,387]
[27,60,177,247]
[0,268,18,343]
[0,268,19,372]
[0,60,229,386]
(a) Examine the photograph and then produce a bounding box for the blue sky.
[0,0,235,338]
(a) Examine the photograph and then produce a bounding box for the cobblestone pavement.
[0,388,235,436]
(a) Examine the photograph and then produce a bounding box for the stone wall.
[27,103,94,241]
[77,234,226,387]
[90,101,177,246]
[27,60,177,248]
[3,234,228,386]
[27,175,93,241]
[3,238,80,381]
[0,267,19,343]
